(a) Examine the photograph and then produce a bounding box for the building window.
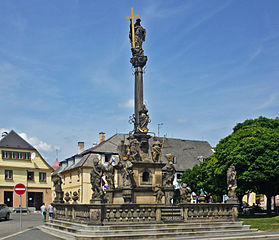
[5,170,13,180]
[24,152,30,160]
[39,172,46,182]
[2,150,31,160]
[27,172,34,181]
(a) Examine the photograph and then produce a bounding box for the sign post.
[14,183,26,232]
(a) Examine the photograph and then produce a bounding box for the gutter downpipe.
[81,167,83,203]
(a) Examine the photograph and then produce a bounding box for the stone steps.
[49,219,245,230]
[45,222,252,236]
[38,220,263,240]
[38,224,279,240]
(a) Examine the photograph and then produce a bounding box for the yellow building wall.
[55,167,93,204]
[82,168,93,204]
[0,147,53,208]
[243,192,267,208]
[0,148,50,170]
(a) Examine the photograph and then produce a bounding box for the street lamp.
[25,168,29,212]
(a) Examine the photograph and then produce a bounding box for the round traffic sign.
[14,183,26,195]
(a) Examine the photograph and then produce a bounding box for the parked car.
[0,204,11,220]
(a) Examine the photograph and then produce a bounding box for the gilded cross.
[125,7,140,49]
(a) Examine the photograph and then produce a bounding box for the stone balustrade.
[104,204,159,223]
[53,203,238,224]
[181,203,238,222]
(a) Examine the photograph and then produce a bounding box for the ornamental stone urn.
[64,192,71,203]
[72,191,79,203]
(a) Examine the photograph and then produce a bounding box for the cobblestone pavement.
[0,212,60,240]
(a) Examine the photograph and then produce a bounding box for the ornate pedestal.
[123,188,133,203]
[164,186,175,205]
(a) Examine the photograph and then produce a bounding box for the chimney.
[78,142,84,154]
[99,132,106,143]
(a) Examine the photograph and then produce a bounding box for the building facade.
[0,130,53,210]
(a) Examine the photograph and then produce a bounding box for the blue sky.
[0,0,278,166]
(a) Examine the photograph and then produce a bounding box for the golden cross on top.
[125,7,140,49]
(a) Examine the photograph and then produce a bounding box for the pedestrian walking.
[40,203,47,222]
[48,203,54,220]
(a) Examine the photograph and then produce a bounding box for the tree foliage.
[181,117,279,213]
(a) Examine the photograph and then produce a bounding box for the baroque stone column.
[131,53,148,133]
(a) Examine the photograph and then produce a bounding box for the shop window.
[5,170,13,180]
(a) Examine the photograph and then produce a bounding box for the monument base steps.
[37,219,279,240]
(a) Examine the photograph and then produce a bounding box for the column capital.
[130,55,148,68]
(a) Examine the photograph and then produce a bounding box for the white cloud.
[18,132,54,152]
[1,129,55,152]
[118,99,134,108]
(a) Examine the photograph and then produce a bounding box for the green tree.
[181,117,279,214]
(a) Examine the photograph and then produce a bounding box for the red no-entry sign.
[14,183,26,195]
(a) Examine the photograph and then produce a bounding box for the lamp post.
[25,168,29,212]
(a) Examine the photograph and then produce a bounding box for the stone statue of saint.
[90,158,104,200]
[163,154,176,187]
[179,183,189,203]
[138,105,149,133]
[129,18,146,51]
[116,157,135,188]
[151,138,162,162]
[53,175,64,203]
[117,140,126,160]
[127,136,140,161]
[104,159,114,189]
[153,184,164,203]
[227,165,237,190]
[227,165,238,203]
